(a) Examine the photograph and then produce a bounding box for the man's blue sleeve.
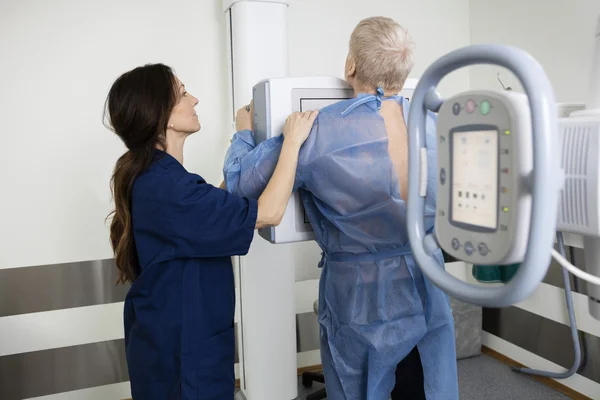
[223,129,307,199]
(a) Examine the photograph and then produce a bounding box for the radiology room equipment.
[406,44,561,308]
[251,76,418,243]
[407,15,600,317]
[223,2,299,400]
[223,1,600,397]
[552,15,600,321]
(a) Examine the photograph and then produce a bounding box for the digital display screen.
[451,129,499,229]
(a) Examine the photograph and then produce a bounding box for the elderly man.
[223,16,459,400]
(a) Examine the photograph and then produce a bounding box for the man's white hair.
[349,16,416,92]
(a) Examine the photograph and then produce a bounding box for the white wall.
[0,1,231,399]
[0,0,232,270]
[288,0,471,97]
[469,0,600,104]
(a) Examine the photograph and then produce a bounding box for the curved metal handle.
[407,44,559,307]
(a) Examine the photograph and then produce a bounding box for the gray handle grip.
[407,44,559,308]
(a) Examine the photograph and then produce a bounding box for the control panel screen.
[451,129,499,230]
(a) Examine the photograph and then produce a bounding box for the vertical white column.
[223,2,297,400]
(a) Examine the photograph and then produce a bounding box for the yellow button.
[504,130,511,135]
[503,207,509,212]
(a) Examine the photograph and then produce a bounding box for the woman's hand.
[235,101,254,132]
[282,110,319,147]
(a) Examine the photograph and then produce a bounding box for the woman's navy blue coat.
[124,151,257,399]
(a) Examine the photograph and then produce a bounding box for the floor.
[456,354,570,400]
[237,354,572,399]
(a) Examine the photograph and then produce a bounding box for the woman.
[104,63,317,400]
[223,17,459,400]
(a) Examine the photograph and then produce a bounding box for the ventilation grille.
[558,122,593,229]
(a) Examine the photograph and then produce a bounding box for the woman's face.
[168,78,201,134]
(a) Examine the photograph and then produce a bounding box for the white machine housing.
[556,14,600,237]
[253,76,419,243]
[435,90,533,265]
[552,16,600,321]
[556,117,600,236]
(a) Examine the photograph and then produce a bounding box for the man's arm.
[223,129,287,199]
[223,115,320,199]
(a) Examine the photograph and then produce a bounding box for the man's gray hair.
[349,16,416,92]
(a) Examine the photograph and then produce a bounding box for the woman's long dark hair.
[104,64,178,284]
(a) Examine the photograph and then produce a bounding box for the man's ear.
[347,58,356,78]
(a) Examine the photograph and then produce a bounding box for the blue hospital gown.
[223,94,458,399]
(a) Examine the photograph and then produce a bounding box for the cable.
[552,248,600,286]
[569,246,588,373]
[513,232,582,379]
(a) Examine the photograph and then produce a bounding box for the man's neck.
[354,87,398,98]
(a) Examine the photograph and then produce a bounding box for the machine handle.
[407,44,559,307]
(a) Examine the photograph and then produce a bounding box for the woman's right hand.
[282,110,319,147]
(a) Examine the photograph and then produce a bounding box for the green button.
[480,100,491,115]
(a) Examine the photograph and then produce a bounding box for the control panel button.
[466,100,476,113]
[480,100,491,115]
[440,168,446,185]
[452,103,461,115]
[478,243,489,256]
[464,241,474,256]
[451,238,460,250]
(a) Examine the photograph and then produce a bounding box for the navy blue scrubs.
[124,150,258,399]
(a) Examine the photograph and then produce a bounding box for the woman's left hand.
[236,101,254,132]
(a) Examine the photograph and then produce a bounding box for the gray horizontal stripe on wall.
[0,314,321,399]
[0,339,129,400]
[483,306,600,383]
[0,259,129,317]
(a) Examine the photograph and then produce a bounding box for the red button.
[502,168,509,174]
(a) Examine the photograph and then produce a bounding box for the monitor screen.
[451,129,499,230]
